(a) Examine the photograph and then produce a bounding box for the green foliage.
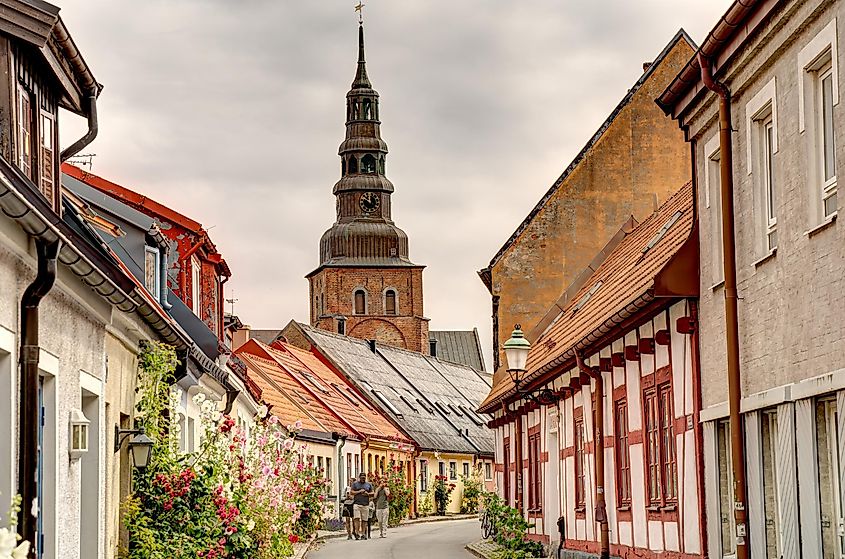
[121,342,325,559]
[481,492,544,559]
[417,477,434,517]
[369,458,414,526]
[433,475,456,516]
[459,466,483,514]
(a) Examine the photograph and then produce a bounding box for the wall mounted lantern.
[503,325,557,406]
[69,409,90,460]
[114,426,154,470]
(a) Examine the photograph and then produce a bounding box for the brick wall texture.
[309,266,429,353]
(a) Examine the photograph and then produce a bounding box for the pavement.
[307,518,481,558]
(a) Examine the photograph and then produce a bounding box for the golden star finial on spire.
[354,2,365,24]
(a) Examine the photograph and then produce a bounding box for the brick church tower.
[307,23,429,353]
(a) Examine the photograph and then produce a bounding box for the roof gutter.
[657,0,768,117]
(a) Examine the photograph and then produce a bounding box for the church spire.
[352,23,371,89]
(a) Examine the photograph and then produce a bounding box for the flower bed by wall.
[122,343,328,559]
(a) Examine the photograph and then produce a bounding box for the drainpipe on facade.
[60,94,98,162]
[514,404,523,514]
[411,447,420,518]
[576,352,608,559]
[17,239,60,555]
[698,52,749,559]
[336,435,346,517]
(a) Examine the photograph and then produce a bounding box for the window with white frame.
[798,18,839,225]
[818,61,837,218]
[746,78,778,255]
[191,256,201,316]
[762,115,778,251]
[144,246,160,299]
[704,135,724,285]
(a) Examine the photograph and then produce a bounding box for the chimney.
[642,61,652,73]
[368,339,377,353]
[429,338,438,357]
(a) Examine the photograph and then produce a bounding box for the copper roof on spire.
[352,24,371,89]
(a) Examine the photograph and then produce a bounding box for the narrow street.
[308,519,479,559]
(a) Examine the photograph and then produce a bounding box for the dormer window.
[17,84,32,180]
[348,156,358,174]
[191,256,202,317]
[40,111,55,204]
[353,289,367,315]
[144,245,161,300]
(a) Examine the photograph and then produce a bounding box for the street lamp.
[114,426,154,470]
[502,325,557,405]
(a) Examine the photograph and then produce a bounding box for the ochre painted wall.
[487,37,694,380]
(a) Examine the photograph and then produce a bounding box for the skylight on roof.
[399,395,419,413]
[642,210,683,254]
[301,371,329,394]
[448,403,464,417]
[372,390,403,417]
[416,398,434,414]
[572,281,603,315]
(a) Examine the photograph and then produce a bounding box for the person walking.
[342,485,354,540]
[374,480,390,538]
[350,472,373,540]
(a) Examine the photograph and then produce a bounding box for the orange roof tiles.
[235,339,412,444]
[278,343,410,443]
[480,182,695,412]
[236,341,351,436]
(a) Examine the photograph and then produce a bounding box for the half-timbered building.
[479,183,705,558]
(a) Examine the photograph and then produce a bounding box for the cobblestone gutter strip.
[465,539,502,559]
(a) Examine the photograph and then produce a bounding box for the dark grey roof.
[295,323,493,456]
[429,329,486,372]
[249,329,283,345]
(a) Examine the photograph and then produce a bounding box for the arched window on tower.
[352,100,360,120]
[348,156,358,174]
[361,154,376,174]
[378,156,385,175]
[341,159,347,176]
[385,289,397,316]
[363,98,372,119]
[353,289,367,315]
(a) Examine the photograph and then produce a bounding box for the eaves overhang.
[0,155,189,349]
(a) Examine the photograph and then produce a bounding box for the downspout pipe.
[576,352,608,559]
[337,436,346,518]
[514,404,523,514]
[18,239,61,554]
[60,94,98,162]
[699,51,749,559]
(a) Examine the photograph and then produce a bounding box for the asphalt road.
[307,518,480,559]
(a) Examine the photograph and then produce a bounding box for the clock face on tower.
[359,192,380,214]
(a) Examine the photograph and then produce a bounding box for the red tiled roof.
[280,343,411,443]
[479,182,695,412]
[62,163,231,277]
[236,340,352,436]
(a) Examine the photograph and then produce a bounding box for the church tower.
[307,22,429,353]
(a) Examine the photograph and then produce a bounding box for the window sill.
[752,248,777,268]
[710,279,725,291]
[617,505,631,512]
[646,506,660,512]
[661,504,677,512]
[805,213,837,238]
[574,506,586,513]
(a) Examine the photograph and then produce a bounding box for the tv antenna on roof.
[67,153,96,170]
[225,297,238,316]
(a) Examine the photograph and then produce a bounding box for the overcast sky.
[58,1,732,370]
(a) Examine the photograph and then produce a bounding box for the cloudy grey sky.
[58,1,732,369]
